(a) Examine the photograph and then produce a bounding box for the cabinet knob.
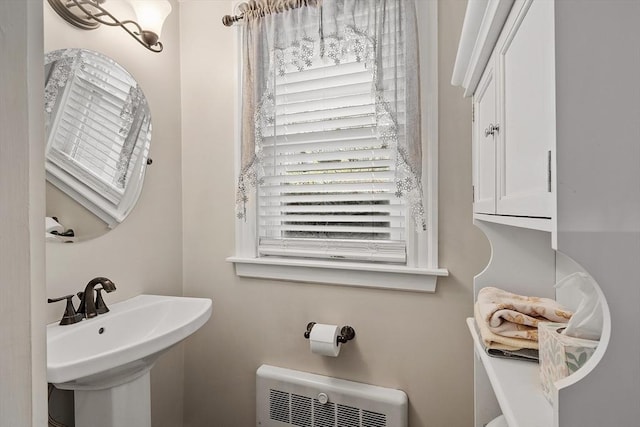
[484,123,500,137]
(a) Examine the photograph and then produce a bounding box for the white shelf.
[473,214,552,233]
[467,318,553,427]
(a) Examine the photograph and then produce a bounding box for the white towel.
[46,216,64,234]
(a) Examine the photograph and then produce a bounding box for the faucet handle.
[76,291,86,315]
[48,294,83,325]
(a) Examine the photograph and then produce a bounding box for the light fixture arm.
[48,0,164,53]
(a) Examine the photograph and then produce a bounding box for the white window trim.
[228,0,447,292]
[228,256,448,292]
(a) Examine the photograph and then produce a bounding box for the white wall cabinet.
[455,0,640,426]
[472,0,555,225]
[473,51,498,214]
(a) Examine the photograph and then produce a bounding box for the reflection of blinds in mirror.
[48,54,147,205]
[258,53,407,264]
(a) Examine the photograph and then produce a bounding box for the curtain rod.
[222,0,320,27]
[222,13,244,26]
[220,1,250,27]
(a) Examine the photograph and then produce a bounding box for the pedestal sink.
[47,294,212,427]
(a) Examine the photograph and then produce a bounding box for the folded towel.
[475,302,540,351]
[475,287,573,352]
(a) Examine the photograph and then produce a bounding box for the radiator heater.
[256,365,408,427]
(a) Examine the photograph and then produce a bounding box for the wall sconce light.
[47,0,172,53]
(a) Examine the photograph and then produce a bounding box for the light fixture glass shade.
[130,0,172,39]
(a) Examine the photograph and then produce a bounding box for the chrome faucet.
[77,277,116,319]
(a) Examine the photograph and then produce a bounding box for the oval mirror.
[44,48,152,242]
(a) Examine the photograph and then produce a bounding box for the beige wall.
[43,1,185,425]
[180,1,489,426]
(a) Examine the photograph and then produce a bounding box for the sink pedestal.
[47,295,212,427]
[74,371,151,427]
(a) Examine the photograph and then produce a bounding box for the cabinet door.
[496,0,555,217]
[473,54,497,215]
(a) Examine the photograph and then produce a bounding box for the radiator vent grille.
[267,390,388,427]
[270,389,290,424]
[258,365,405,427]
[337,405,360,427]
[362,411,386,427]
[292,394,311,427]
[313,398,337,427]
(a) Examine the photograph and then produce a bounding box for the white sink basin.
[47,294,212,389]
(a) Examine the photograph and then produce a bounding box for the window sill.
[226,257,448,292]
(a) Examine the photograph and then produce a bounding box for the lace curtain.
[236,0,425,230]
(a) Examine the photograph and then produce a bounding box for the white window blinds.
[258,51,408,264]
[46,53,149,206]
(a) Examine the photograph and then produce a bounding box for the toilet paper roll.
[46,216,64,234]
[309,324,341,357]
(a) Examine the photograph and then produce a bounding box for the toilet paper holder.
[304,322,356,344]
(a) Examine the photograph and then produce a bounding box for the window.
[259,52,407,264]
[229,0,446,291]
